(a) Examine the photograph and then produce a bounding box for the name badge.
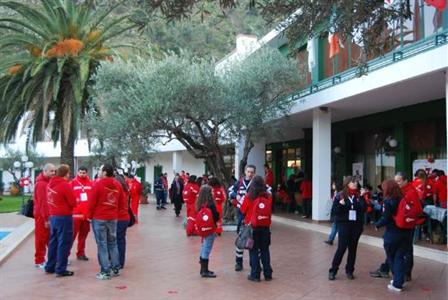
[349,210,357,221]
[80,193,88,201]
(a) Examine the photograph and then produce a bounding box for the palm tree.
[0,0,137,171]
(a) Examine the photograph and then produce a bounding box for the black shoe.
[235,263,243,272]
[161,206,167,210]
[77,255,89,261]
[324,240,333,245]
[264,275,273,281]
[56,270,74,277]
[45,270,55,274]
[156,206,161,210]
[369,269,390,278]
[405,274,412,282]
[328,272,336,280]
[346,273,355,280]
[247,275,260,282]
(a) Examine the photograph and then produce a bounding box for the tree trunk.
[60,111,76,176]
[238,133,254,177]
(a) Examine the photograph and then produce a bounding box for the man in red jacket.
[89,164,124,280]
[264,164,274,187]
[33,163,56,268]
[44,165,76,277]
[70,166,93,261]
[126,175,142,224]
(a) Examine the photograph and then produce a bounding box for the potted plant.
[9,181,20,196]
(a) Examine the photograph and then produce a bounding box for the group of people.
[325,170,443,293]
[33,163,141,280]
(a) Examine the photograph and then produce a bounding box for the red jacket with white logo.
[212,186,227,204]
[33,173,50,220]
[183,183,200,205]
[71,175,93,219]
[89,177,124,220]
[47,177,76,216]
[240,193,272,226]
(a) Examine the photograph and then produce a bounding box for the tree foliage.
[0,0,139,172]
[89,48,301,186]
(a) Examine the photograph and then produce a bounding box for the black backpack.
[21,199,34,218]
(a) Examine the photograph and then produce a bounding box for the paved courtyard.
[0,204,446,300]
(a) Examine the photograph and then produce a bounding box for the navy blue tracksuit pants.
[384,231,413,289]
[45,216,73,274]
[330,222,363,274]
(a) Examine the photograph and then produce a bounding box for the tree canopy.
[89,47,301,184]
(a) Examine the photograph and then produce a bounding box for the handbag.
[21,198,34,218]
[235,224,254,250]
[127,196,136,227]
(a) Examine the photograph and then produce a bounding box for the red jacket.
[433,175,447,208]
[118,189,130,221]
[212,186,227,204]
[183,183,200,205]
[401,182,420,204]
[47,177,76,216]
[71,175,93,219]
[240,193,272,225]
[127,178,143,198]
[265,169,274,187]
[300,180,312,199]
[33,173,50,220]
[89,177,124,220]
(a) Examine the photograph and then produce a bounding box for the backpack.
[251,196,272,227]
[195,205,215,237]
[393,195,423,229]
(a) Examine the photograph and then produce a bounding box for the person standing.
[89,164,124,280]
[126,175,142,224]
[162,173,169,206]
[229,164,256,272]
[375,179,413,292]
[183,175,200,218]
[300,176,312,218]
[196,185,219,278]
[115,174,130,269]
[154,174,166,210]
[44,165,76,277]
[209,177,226,236]
[33,163,56,269]
[170,174,184,217]
[70,166,93,261]
[240,175,273,282]
[325,181,340,245]
[328,176,366,280]
[264,164,274,188]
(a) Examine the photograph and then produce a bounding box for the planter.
[9,184,20,196]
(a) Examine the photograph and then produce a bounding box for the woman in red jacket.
[240,175,273,282]
[44,165,77,277]
[209,177,226,235]
[115,175,130,269]
[183,175,200,218]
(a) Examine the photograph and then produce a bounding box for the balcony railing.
[288,30,448,103]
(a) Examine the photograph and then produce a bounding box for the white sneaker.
[35,263,45,270]
[96,272,111,280]
[387,284,402,292]
[390,279,405,288]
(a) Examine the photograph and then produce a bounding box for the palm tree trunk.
[60,110,76,175]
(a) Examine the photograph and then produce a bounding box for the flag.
[307,39,315,72]
[425,0,447,11]
[328,33,340,58]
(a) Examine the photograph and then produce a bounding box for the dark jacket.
[154,177,164,192]
[331,192,367,224]
[375,198,414,234]
[207,202,220,226]
[170,179,184,201]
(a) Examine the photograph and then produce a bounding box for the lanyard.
[348,195,355,210]
[75,179,86,192]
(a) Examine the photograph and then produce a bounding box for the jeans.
[92,219,120,274]
[330,222,363,274]
[384,230,413,289]
[200,233,216,259]
[155,191,164,207]
[249,227,273,279]
[117,220,128,268]
[328,222,338,241]
[45,216,73,274]
[236,208,243,234]
[163,190,168,205]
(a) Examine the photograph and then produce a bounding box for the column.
[172,151,182,175]
[234,135,266,178]
[312,107,332,220]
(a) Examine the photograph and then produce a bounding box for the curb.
[0,219,34,266]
